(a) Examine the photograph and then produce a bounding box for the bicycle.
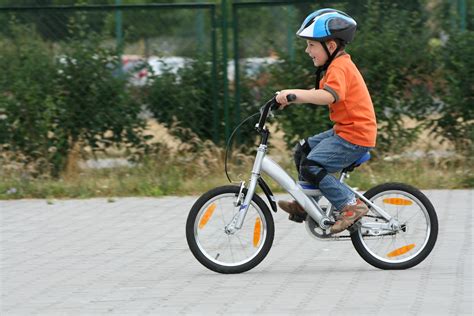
[186,94,438,274]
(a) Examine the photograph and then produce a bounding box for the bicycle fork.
[225,144,268,234]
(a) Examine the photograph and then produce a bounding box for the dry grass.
[347,157,473,190]
[1,120,472,200]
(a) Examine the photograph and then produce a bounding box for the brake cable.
[224,94,293,183]
[224,112,260,183]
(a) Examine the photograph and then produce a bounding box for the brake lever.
[256,94,297,132]
[271,93,297,112]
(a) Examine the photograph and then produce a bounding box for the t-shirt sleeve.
[322,67,346,103]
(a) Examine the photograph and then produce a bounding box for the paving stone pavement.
[0,190,472,315]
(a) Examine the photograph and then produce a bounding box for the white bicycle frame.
[226,142,401,234]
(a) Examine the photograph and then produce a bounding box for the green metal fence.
[0,2,220,141]
[0,0,471,151]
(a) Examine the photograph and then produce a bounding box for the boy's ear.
[327,40,338,52]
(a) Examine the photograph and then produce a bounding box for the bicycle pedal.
[288,213,306,223]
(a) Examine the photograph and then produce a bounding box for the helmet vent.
[304,17,316,29]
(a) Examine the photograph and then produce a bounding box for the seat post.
[339,171,349,183]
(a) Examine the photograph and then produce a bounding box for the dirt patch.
[402,117,454,152]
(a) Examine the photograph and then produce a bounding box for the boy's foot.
[277,200,307,220]
[330,199,369,234]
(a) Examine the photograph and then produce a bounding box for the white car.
[122,55,190,86]
[122,55,280,86]
[227,57,281,81]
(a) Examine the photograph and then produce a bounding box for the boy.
[275,8,377,234]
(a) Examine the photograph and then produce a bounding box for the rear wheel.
[351,183,438,270]
[186,185,274,274]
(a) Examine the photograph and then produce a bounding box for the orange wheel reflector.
[253,218,262,248]
[383,198,413,206]
[199,203,216,229]
[387,244,415,258]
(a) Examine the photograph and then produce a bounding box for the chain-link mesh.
[0,4,219,175]
[0,1,472,178]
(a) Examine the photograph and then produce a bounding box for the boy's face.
[305,40,330,67]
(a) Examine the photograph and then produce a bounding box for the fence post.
[115,0,123,54]
[211,6,219,144]
[232,3,241,145]
[221,0,230,143]
[287,6,295,62]
[458,0,466,31]
[196,8,205,53]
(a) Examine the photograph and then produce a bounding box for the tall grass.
[0,129,254,199]
[1,130,472,200]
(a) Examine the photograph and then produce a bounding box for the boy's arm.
[276,89,334,108]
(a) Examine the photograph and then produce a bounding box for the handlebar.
[272,93,296,111]
[257,94,296,132]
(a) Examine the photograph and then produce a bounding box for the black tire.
[186,185,275,274]
[351,182,438,270]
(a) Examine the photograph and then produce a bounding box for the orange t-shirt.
[319,54,377,147]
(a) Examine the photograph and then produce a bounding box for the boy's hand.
[276,90,297,109]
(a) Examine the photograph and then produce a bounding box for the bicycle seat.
[342,152,371,172]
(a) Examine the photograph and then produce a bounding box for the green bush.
[55,22,148,161]
[0,24,61,173]
[0,20,148,177]
[146,57,260,149]
[145,59,213,143]
[430,31,474,154]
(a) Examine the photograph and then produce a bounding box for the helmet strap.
[315,67,324,89]
[315,42,342,88]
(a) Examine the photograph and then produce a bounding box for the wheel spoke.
[235,234,250,258]
[190,191,271,269]
[218,199,228,226]
[355,187,435,266]
[404,210,423,224]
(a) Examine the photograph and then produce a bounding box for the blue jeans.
[301,129,372,210]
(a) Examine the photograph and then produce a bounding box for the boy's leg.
[280,129,334,217]
[300,134,371,231]
[293,129,334,179]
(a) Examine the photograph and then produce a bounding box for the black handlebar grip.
[287,94,297,102]
[270,93,297,112]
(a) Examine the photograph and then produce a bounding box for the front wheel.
[351,183,438,270]
[186,185,275,274]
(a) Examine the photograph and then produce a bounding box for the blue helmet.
[296,8,357,44]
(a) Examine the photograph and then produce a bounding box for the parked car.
[227,57,281,81]
[121,55,190,86]
[121,55,148,86]
[120,55,281,86]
